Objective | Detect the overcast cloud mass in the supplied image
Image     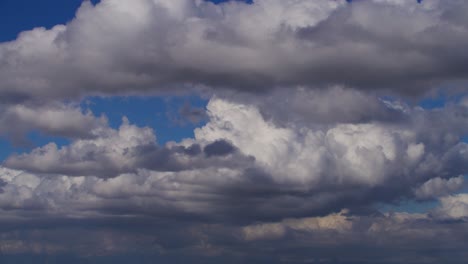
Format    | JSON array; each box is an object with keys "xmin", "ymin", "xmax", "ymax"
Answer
[{"xmin": 0, "ymin": 0, "xmax": 467, "ymax": 263}]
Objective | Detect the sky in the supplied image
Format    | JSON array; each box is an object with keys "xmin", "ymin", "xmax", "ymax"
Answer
[{"xmin": 0, "ymin": 0, "xmax": 467, "ymax": 263}]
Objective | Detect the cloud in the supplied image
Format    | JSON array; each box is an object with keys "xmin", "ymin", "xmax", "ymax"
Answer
[
  {"xmin": 0, "ymin": 102, "xmax": 108, "ymax": 143},
  {"xmin": 0, "ymin": 192, "xmax": 466, "ymax": 263},
  {"xmin": 242, "ymin": 210, "xmax": 352, "ymax": 241},
  {"xmin": 0, "ymin": 1, "xmax": 467, "ymax": 262},
  {"xmin": 4, "ymin": 116, "xmax": 253, "ymax": 178},
  {"xmin": 414, "ymin": 176, "xmax": 464, "ymax": 200},
  {"xmin": 0, "ymin": 168, "xmax": 466, "ymax": 262},
  {"xmin": 2, "ymin": 96, "xmax": 466, "ymax": 222},
  {"xmin": 248, "ymin": 86, "xmax": 406, "ymax": 126},
  {"xmin": 1, "ymin": 0, "xmax": 468, "ymax": 102},
  {"xmin": 432, "ymin": 194, "xmax": 468, "ymax": 220},
  {"xmin": 4, "ymin": 117, "xmax": 157, "ymax": 177},
  {"xmin": 196, "ymin": 96, "xmax": 468, "ymax": 187}
]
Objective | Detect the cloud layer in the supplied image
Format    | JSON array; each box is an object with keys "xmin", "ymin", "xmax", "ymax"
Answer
[
  {"xmin": 1, "ymin": 0, "xmax": 468, "ymax": 102},
  {"xmin": 2, "ymin": 95, "xmax": 467, "ymax": 222}
]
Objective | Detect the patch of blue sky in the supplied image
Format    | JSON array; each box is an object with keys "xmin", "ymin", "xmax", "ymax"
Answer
[
  {"xmin": 418, "ymin": 90, "xmax": 467, "ymax": 110},
  {"xmin": 83, "ymin": 95, "xmax": 208, "ymax": 144},
  {"xmin": 418, "ymin": 96, "xmax": 447, "ymax": 109},
  {"xmin": 462, "ymin": 136, "xmax": 468, "ymax": 143},
  {"xmin": 0, "ymin": 0, "xmax": 100, "ymax": 42},
  {"xmin": 377, "ymin": 200, "xmax": 439, "ymax": 214}
]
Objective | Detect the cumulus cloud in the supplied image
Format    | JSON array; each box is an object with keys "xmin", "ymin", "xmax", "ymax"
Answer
[{"xmin": 1, "ymin": 0, "xmax": 468, "ymax": 101}]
